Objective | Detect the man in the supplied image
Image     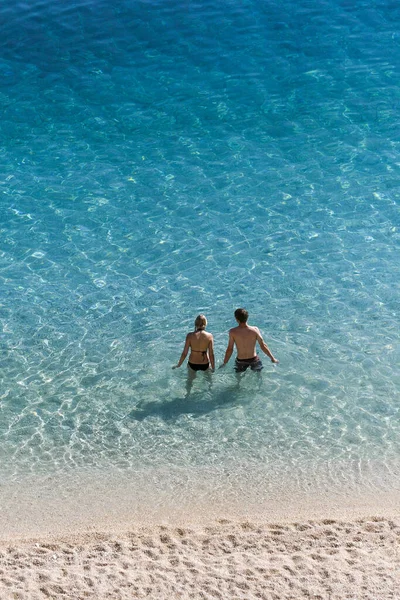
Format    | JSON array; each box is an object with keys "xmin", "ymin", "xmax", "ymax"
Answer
[{"xmin": 220, "ymin": 308, "xmax": 279, "ymax": 372}]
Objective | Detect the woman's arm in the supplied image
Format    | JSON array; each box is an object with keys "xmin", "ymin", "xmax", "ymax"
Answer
[
  {"xmin": 208, "ymin": 335, "xmax": 215, "ymax": 371},
  {"xmin": 172, "ymin": 334, "xmax": 191, "ymax": 369}
]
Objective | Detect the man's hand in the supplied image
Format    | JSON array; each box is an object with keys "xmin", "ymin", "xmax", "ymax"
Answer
[
  {"xmin": 271, "ymin": 357, "xmax": 279, "ymax": 364},
  {"xmin": 172, "ymin": 365, "xmax": 179, "ymax": 369}
]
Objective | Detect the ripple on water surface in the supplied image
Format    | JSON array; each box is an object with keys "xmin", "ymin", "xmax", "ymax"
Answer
[{"xmin": 0, "ymin": 0, "xmax": 399, "ymax": 495}]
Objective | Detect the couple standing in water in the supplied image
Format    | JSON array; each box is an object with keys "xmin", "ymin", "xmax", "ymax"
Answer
[{"xmin": 173, "ymin": 308, "xmax": 279, "ymax": 385}]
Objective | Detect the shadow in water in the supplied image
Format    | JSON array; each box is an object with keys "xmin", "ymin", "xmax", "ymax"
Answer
[{"xmin": 127, "ymin": 386, "xmax": 245, "ymax": 422}]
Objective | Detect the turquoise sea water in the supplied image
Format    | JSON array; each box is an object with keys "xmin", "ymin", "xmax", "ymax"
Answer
[{"xmin": 0, "ymin": 0, "xmax": 399, "ymax": 496}]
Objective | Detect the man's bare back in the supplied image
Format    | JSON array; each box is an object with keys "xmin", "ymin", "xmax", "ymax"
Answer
[
  {"xmin": 220, "ymin": 308, "xmax": 278, "ymax": 372},
  {"xmin": 229, "ymin": 324, "xmax": 266, "ymax": 359}
]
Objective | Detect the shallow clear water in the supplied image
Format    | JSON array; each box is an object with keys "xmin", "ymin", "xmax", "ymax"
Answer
[{"xmin": 0, "ymin": 0, "xmax": 399, "ymax": 493}]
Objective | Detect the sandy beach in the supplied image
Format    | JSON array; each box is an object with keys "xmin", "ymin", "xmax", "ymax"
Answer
[
  {"xmin": 1, "ymin": 470, "xmax": 399, "ymax": 599},
  {"xmin": 1, "ymin": 517, "xmax": 399, "ymax": 599}
]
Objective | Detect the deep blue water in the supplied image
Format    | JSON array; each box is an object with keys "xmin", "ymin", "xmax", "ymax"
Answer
[{"xmin": 0, "ymin": 0, "xmax": 399, "ymax": 492}]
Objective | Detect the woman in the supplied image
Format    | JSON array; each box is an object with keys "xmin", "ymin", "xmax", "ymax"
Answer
[{"xmin": 173, "ymin": 315, "xmax": 215, "ymax": 389}]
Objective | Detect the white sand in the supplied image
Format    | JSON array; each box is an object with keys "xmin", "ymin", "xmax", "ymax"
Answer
[
  {"xmin": 0, "ymin": 517, "xmax": 399, "ymax": 599},
  {"xmin": 1, "ymin": 469, "xmax": 399, "ymax": 598}
]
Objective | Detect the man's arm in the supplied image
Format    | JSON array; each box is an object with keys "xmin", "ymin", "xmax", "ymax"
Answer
[
  {"xmin": 220, "ymin": 331, "xmax": 235, "ymax": 368},
  {"xmin": 256, "ymin": 329, "xmax": 279, "ymax": 363},
  {"xmin": 172, "ymin": 334, "xmax": 190, "ymax": 368}
]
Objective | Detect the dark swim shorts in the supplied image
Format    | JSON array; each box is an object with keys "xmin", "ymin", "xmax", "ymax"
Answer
[{"xmin": 234, "ymin": 356, "xmax": 263, "ymax": 373}]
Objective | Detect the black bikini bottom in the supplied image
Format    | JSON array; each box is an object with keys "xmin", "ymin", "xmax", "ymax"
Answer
[{"xmin": 188, "ymin": 362, "xmax": 209, "ymax": 372}]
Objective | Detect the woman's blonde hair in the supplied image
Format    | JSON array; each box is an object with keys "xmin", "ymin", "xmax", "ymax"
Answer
[{"xmin": 194, "ymin": 314, "xmax": 207, "ymax": 330}]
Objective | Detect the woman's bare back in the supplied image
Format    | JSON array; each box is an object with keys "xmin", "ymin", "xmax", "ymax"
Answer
[{"xmin": 188, "ymin": 330, "xmax": 213, "ymax": 364}]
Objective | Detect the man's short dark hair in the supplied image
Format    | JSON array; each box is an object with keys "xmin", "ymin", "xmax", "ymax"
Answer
[{"xmin": 235, "ymin": 308, "xmax": 248, "ymax": 323}]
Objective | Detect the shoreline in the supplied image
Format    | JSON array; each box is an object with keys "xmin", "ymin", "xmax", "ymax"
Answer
[
  {"xmin": 1, "ymin": 469, "xmax": 399, "ymax": 598},
  {"xmin": 2, "ymin": 465, "xmax": 400, "ymax": 541}
]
